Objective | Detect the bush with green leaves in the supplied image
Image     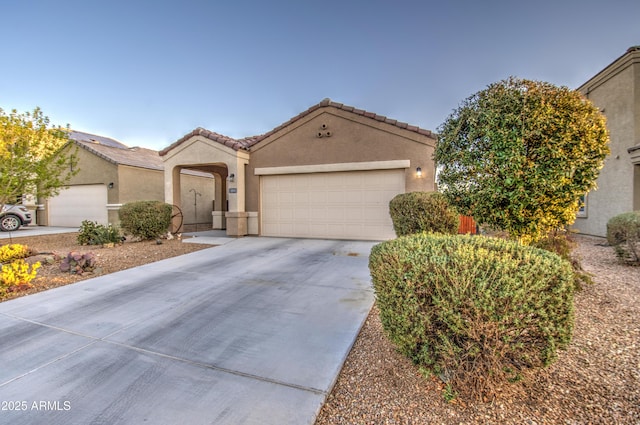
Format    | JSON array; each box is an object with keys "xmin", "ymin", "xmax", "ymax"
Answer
[
  {"xmin": 118, "ymin": 201, "xmax": 172, "ymax": 240},
  {"xmin": 77, "ymin": 220, "xmax": 122, "ymax": 246},
  {"xmin": 389, "ymin": 192, "xmax": 459, "ymax": 237},
  {"xmin": 369, "ymin": 233, "xmax": 575, "ymax": 400},
  {"xmin": 606, "ymin": 211, "xmax": 640, "ymax": 265},
  {"xmin": 435, "ymin": 77, "xmax": 609, "ymax": 244}
]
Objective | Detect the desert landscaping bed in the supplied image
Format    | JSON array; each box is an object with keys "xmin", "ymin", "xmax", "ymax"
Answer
[
  {"xmin": 315, "ymin": 235, "xmax": 639, "ymax": 425},
  {"xmin": 1, "ymin": 233, "xmax": 638, "ymax": 423},
  {"xmin": 0, "ymin": 232, "xmax": 212, "ymax": 302}
]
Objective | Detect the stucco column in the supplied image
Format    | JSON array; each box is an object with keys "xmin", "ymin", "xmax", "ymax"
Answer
[
  {"xmin": 225, "ymin": 151, "xmax": 250, "ymax": 236},
  {"xmin": 211, "ymin": 172, "xmax": 224, "ymax": 229},
  {"xmin": 165, "ymin": 166, "xmax": 182, "ymax": 232}
]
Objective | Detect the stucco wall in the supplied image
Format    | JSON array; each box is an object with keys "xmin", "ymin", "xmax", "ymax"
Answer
[
  {"xmin": 118, "ymin": 166, "xmax": 214, "ymax": 226},
  {"xmin": 245, "ymin": 109, "xmax": 436, "ymax": 212},
  {"xmin": 180, "ymin": 173, "xmax": 215, "ymax": 225},
  {"xmin": 66, "ymin": 144, "xmax": 119, "ymax": 204},
  {"xmin": 52, "ymin": 144, "xmax": 216, "ymax": 227},
  {"xmin": 117, "ymin": 166, "xmax": 164, "ymax": 203},
  {"xmin": 39, "ymin": 144, "xmax": 119, "ymax": 225},
  {"xmin": 572, "ymin": 50, "xmax": 639, "ymax": 237}
]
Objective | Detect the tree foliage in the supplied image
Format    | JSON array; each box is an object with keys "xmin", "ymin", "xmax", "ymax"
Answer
[
  {"xmin": 434, "ymin": 77, "xmax": 609, "ymax": 244},
  {"xmin": 0, "ymin": 107, "xmax": 78, "ymax": 206}
]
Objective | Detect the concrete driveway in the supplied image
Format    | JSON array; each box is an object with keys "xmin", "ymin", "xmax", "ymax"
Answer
[
  {"xmin": 0, "ymin": 226, "xmax": 78, "ymax": 239},
  {"xmin": 0, "ymin": 237, "xmax": 376, "ymax": 425}
]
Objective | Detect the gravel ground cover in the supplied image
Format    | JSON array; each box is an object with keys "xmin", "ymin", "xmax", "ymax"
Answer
[{"xmin": 315, "ymin": 235, "xmax": 640, "ymax": 425}]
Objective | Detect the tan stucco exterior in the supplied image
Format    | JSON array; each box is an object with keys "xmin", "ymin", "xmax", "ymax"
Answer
[
  {"xmin": 41, "ymin": 140, "xmax": 214, "ymax": 229},
  {"xmin": 160, "ymin": 100, "xmax": 436, "ymax": 238},
  {"xmin": 245, "ymin": 108, "xmax": 435, "ymax": 213},
  {"xmin": 572, "ymin": 47, "xmax": 640, "ymax": 237},
  {"xmin": 39, "ymin": 143, "xmax": 119, "ymax": 225},
  {"xmin": 161, "ymin": 136, "xmax": 242, "ymax": 222}
]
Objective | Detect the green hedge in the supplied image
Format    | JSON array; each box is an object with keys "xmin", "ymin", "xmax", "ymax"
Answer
[
  {"xmin": 118, "ymin": 201, "xmax": 172, "ymax": 240},
  {"xmin": 369, "ymin": 233, "xmax": 575, "ymax": 399},
  {"xmin": 389, "ymin": 192, "xmax": 459, "ymax": 237},
  {"xmin": 607, "ymin": 211, "xmax": 640, "ymax": 265}
]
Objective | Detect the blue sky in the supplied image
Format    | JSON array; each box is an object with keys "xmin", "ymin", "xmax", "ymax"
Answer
[{"xmin": 2, "ymin": 0, "xmax": 639, "ymax": 150}]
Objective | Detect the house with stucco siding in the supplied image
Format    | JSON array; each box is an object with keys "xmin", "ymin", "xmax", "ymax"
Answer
[
  {"xmin": 39, "ymin": 131, "xmax": 214, "ymax": 230},
  {"xmin": 160, "ymin": 99, "xmax": 437, "ymax": 241},
  {"xmin": 572, "ymin": 46, "xmax": 640, "ymax": 237}
]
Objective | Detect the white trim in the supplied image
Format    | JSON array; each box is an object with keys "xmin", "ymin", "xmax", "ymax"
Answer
[
  {"xmin": 254, "ymin": 160, "xmax": 411, "ymax": 176},
  {"xmin": 106, "ymin": 204, "xmax": 123, "ymax": 210}
]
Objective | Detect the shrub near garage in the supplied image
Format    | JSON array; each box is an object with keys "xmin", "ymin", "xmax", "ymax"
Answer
[
  {"xmin": 607, "ymin": 211, "xmax": 640, "ymax": 265},
  {"xmin": 77, "ymin": 220, "xmax": 122, "ymax": 246},
  {"xmin": 118, "ymin": 201, "xmax": 172, "ymax": 240},
  {"xmin": 389, "ymin": 192, "xmax": 459, "ymax": 236},
  {"xmin": 369, "ymin": 233, "xmax": 575, "ymax": 400}
]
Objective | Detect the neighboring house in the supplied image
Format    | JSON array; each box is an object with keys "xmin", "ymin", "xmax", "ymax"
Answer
[
  {"xmin": 572, "ymin": 46, "xmax": 640, "ymax": 237},
  {"xmin": 160, "ymin": 98, "xmax": 436, "ymax": 241},
  {"xmin": 39, "ymin": 131, "xmax": 214, "ymax": 229}
]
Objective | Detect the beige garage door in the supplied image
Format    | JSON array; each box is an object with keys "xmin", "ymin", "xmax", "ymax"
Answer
[
  {"xmin": 48, "ymin": 185, "xmax": 108, "ymax": 227},
  {"xmin": 261, "ymin": 169, "xmax": 404, "ymax": 240}
]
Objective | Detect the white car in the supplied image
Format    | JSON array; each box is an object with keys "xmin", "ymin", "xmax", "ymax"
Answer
[{"xmin": 0, "ymin": 204, "xmax": 32, "ymax": 231}]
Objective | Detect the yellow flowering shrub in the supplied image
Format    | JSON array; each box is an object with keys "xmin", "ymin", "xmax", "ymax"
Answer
[
  {"xmin": 0, "ymin": 260, "xmax": 41, "ymax": 295},
  {"xmin": 0, "ymin": 244, "xmax": 30, "ymax": 262}
]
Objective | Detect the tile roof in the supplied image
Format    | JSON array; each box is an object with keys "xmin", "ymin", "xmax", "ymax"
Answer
[
  {"xmin": 159, "ymin": 98, "xmax": 435, "ymax": 156},
  {"xmin": 159, "ymin": 128, "xmax": 255, "ymax": 155},
  {"xmin": 67, "ymin": 131, "xmax": 213, "ymax": 177},
  {"xmin": 68, "ymin": 130, "xmax": 129, "ymax": 149},
  {"xmin": 73, "ymin": 139, "xmax": 164, "ymax": 171}
]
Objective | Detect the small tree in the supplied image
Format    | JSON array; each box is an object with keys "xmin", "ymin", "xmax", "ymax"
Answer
[
  {"xmin": 0, "ymin": 107, "xmax": 78, "ymax": 206},
  {"xmin": 435, "ymin": 77, "xmax": 610, "ymax": 244}
]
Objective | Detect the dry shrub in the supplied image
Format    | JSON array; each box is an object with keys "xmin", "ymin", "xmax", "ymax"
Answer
[{"xmin": 369, "ymin": 233, "xmax": 575, "ymax": 400}]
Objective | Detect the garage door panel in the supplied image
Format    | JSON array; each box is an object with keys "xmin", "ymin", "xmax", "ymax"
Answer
[
  {"xmin": 261, "ymin": 169, "xmax": 404, "ymax": 240},
  {"xmin": 309, "ymin": 193, "xmax": 327, "ymax": 206},
  {"xmin": 48, "ymin": 185, "xmax": 108, "ymax": 227},
  {"xmin": 294, "ymin": 192, "xmax": 310, "ymax": 203}
]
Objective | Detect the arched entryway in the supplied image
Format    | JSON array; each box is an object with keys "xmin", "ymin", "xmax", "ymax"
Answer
[
  {"xmin": 171, "ymin": 163, "xmax": 228, "ymax": 232},
  {"xmin": 160, "ymin": 130, "xmax": 250, "ymax": 237}
]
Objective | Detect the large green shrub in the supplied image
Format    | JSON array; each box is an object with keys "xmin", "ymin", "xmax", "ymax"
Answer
[
  {"xmin": 435, "ymin": 77, "xmax": 609, "ymax": 244},
  {"xmin": 369, "ymin": 233, "xmax": 575, "ymax": 399},
  {"xmin": 389, "ymin": 192, "xmax": 459, "ymax": 237},
  {"xmin": 118, "ymin": 201, "xmax": 172, "ymax": 240},
  {"xmin": 607, "ymin": 211, "xmax": 640, "ymax": 265}
]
